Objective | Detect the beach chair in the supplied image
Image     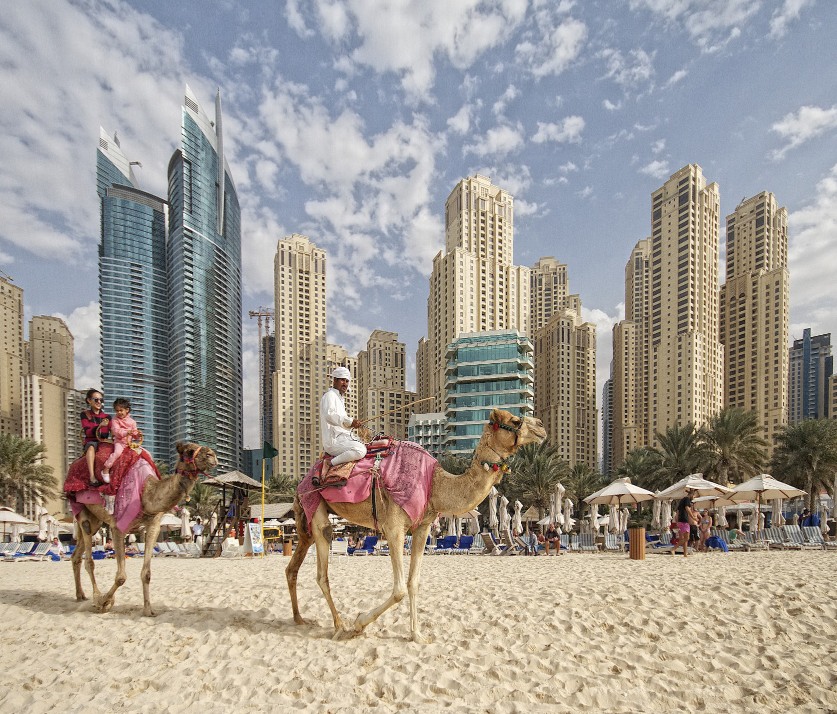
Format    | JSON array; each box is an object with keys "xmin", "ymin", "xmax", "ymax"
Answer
[
  {"xmin": 470, "ymin": 533, "xmax": 485, "ymax": 554},
  {"xmin": 602, "ymin": 533, "xmax": 621, "ymax": 552},
  {"xmin": 453, "ymin": 535, "xmax": 474, "ymax": 554},
  {"xmin": 762, "ymin": 526, "xmax": 796, "ymax": 550},
  {"xmin": 559, "ymin": 534, "xmax": 570, "ymax": 552},
  {"xmin": 0, "ymin": 543, "xmax": 15, "ymax": 557},
  {"xmin": 480, "ymin": 531, "xmax": 501, "ymax": 555},
  {"xmin": 22, "ymin": 542, "xmax": 52, "ymax": 561},
  {"xmin": 499, "ymin": 529, "xmax": 521, "ymax": 555},
  {"xmin": 783, "ymin": 525, "xmax": 821, "ymax": 550},
  {"xmin": 220, "ymin": 538, "xmax": 241, "ymax": 557},
  {"xmin": 432, "ymin": 535, "xmax": 457, "ymax": 554},
  {"xmin": 577, "ymin": 533, "xmax": 599, "ymax": 552},
  {"xmin": 329, "ymin": 538, "xmax": 349, "ymax": 562},
  {"xmin": 741, "ymin": 532, "xmax": 769, "ymax": 550},
  {"xmin": 352, "ymin": 535, "xmax": 378, "ymax": 556},
  {"xmin": 802, "ymin": 527, "xmax": 837, "ymax": 550},
  {"xmin": 184, "ymin": 542, "xmax": 202, "ymax": 557},
  {"xmin": 10, "ymin": 542, "xmax": 36, "ymax": 559}
]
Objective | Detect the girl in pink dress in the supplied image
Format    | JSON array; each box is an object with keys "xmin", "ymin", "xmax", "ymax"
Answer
[{"xmin": 101, "ymin": 397, "xmax": 140, "ymax": 483}]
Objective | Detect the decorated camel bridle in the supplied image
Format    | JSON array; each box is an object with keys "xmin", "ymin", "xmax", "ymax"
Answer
[
  {"xmin": 175, "ymin": 446, "xmax": 207, "ymax": 492},
  {"xmin": 481, "ymin": 417, "xmax": 522, "ymax": 473}
]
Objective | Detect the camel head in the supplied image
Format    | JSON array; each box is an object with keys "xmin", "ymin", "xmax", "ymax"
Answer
[
  {"xmin": 478, "ymin": 409, "xmax": 546, "ymax": 483},
  {"xmin": 174, "ymin": 442, "xmax": 218, "ymax": 481}
]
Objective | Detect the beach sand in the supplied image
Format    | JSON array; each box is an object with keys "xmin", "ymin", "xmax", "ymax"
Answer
[{"xmin": 0, "ymin": 550, "xmax": 835, "ymax": 713}]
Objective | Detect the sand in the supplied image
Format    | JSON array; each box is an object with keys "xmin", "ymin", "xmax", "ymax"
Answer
[{"xmin": 0, "ymin": 549, "xmax": 835, "ymax": 713}]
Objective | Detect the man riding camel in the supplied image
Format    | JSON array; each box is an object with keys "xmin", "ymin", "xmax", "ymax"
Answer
[{"xmin": 320, "ymin": 366, "xmax": 367, "ymax": 466}]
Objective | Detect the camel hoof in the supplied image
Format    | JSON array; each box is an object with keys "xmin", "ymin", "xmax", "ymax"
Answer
[
  {"xmin": 332, "ymin": 626, "xmax": 358, "ymax": 641},
  {"xmin": 411, "ymin": 632, "xmax": 432, "ymax": 645},
  {"xmin": 293, "ymin": 615, "xmax": 309, "ymax": 626},
  {"xmin": 143, "ymin": 608, "xmax": 157, "ymax": 617},
  {"xmin": 76, "ymin": 594, "xmax": 88, "ymax": 602}
]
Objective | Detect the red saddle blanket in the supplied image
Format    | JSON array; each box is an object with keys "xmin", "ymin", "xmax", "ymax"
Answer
[{"xmin": 299, "ymin": 441, "xmax": 437, "ymax": 533}]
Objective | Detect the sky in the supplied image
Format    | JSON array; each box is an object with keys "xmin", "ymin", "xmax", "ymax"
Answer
[{"xmin": 2, "ymin": 0, "xmax": 836, "ymax": 451}]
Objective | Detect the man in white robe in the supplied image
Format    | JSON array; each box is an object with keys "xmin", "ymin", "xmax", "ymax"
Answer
[{"xmin": 320, "ymin": 367, "xmax": 367, "ymax": 466}]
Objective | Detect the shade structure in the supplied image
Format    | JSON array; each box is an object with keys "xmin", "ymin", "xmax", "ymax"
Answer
[
  {"xmin": 159, "ymin": 513, "xmax": 181, "ymax": 527},
  {"xmin": 585, "ymin": 478, "xmax": 655, "ymax": 507},
  {"xmin": 0, "ymin": 507, "xmax": 35, "ymax": 538},
  {"xmin": 657, "ymin": 474, "xmax": 732, "ymax": 500},
  {"xmin": 729, "ymin": 474, "xmax": 805, "ymax": 503}
]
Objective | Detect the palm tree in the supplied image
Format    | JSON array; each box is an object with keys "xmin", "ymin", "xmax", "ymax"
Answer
[
  {"xmin": 653, "ymin": 423, "xmax": 711, "ymax": 491},
  {"xmin": 615, "ymin": 447, "xmax": 662, "ymax": 491},
  {"xmin": 185, "ymin": 481, "xmax": 220, "ymax": 523},
  {"xmin": 438, "ymin": 452, "xmax": 471, "ymax": 476},
  {"xmin": 264, "ymin": 471, "xmax": 301, "ymax": 502},
  {"xmin": 506, "ymin": 441, "xmax": 569, "ymax": 517},
  {"xmin": 771, "ymin": 419, "xmax": 837, "ymax": 511},
  {"xmin": 0, "ymin": 433, "xmax": 56, "ymax": 511},
  {"xmin": 703, "ymin": 407, "xmax": 767, "ymax": 485},
  {"xmin": 563, "ymin": 462, "xmax": 606, "ymax": 506}
]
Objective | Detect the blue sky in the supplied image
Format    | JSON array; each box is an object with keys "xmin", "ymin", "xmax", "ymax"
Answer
[{"xmin": 2, "ymin": 0, "xmax": 836, "ymax": 449}]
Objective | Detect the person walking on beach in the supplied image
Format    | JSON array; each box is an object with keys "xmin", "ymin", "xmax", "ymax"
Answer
[
  {"xmin": 698, "ymin": 509, "xmax": 712, "ymax": 552},
  {"xmin": 320, "ymin": 366, "xmax": 366, "ymax": 466},
  {"xmin": 100, "ymin": 397, "xmax": 140, "ymax": 483},
  {"xmin": 676, "ymin": 489, "xmax": 698, "ymax": 557},
  {"xmin": 80, "ymin": 388, "xmax": 111, "ymax": 487}
]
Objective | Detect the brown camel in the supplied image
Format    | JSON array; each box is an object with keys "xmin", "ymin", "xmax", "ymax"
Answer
[
  {"xmin": 72, "ymin": 442, "xmax": 217, "ymax": 616},
  {"xmin": 286, "ymin": 408, "xmax": 546, "ymax": 643}
]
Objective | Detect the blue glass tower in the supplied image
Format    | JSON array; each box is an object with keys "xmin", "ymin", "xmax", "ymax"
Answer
[
  {"xmin": 97, "ymin": 129, "xmax": 169, "ymax": 461},
  {"xmin": 444, "ymin": 330, "xmax": 534, "ymax": 456},
  {"xmin": 167, "ymin": 86, "xmax": 242, "ymax": 470}
]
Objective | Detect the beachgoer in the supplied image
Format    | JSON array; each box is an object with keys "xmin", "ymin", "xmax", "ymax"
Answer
[
  {"xmin": 545, "ymin": 524, "xmax": 560, "ymax": 555},
  {"xmin": 676, "ymin": 489, "xmax": 699, "ymax": 557},
  {"xmin": 698, "ymin": 509, "xmax": 712, "ymax": 551},
  {"xmin": 48, "ymin": 537, "xmax": 65, "ymax": 558},
  {"xmin": 100, "ymin": 397, "xmax": 140, "ymax": 483},
  {"xmin": 320, "ymin": 366, "xmax": 366, "ymax": 467},
  {"xmin": 80, "ymin": 388, "xmax": 111, "ymax": 486},
  {"xmin": 192, "ymin": 517, "xmax": 204, "ymax": 550}
]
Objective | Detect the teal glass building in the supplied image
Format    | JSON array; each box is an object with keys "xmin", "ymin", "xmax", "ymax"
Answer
[
  {"xmin": 97, "ymin": 129, "xmax": 169, "ymax": 460},
  {"xmin": 443, "ymin": 331, "xmax": 534, "ymax": 456},
  {"xmin": 167, "ymin": 86, "xmax": 242, "ymax": 471}
]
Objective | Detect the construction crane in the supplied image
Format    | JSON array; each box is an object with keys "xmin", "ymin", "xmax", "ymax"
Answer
[{"xmin": 248, "ymin": 307, "xmax": 274, "ymax": 445}]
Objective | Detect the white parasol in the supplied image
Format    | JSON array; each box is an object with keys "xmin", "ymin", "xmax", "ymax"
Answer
[
  {"xmin": 621, "ymin": 507, "xmax": 630, "ymax": 533},
  {"xmin": 658, "ymin": 474, "xmax": 732, "ymax": 500},
  {"xmin": 37, "ymin": 506, "xmax": 49, "ymax": 541},
  {"xmin": 0, "ymin": 507, "xmax": 36, "ymax": 539},
  {"xmin": 159, "ymin": 512, "xmax": 181, "ymax": 527},
  {"xmin": 499, "ymin": 495, "xmax": 510, "ymax": 533},
  {"xmin": 771, "ymin": 498, "xmax": 784, "ymax": 527},
  {"xmin": 488, "ymin": 487, "xmax": 499, "ymax": 534},
  {"xmin": 586, "ymin": 477, "xmax": 656, "ymax": 507},
  {"xmin": 553, "ymin": 483, "xmax": 566, "ymax": 528},
  {"xmin": 730, "ymin": 474, "xmax": 805, "ymax": 532},
  {"xmin": 608, "ymin": 506, "xmax": 619, "ymax": 532},
  {"xmin": 181, "ymin": 507, "xmax": 191, "ymax": 539},
  {"xmin": 209, "ymin": 511, "xmax": 218, "ymax": 536},
  {"xmin": 563, "ymin": 498, "xmax": 575, "ymax": 532},
  {"xmin": 512, "ymin": 501, "xmax": 523, "ymax": 534},
  {"xmin": 717, "ymin": 505, "xmax": 728, "ymax": 528},
  {"xmin": 660, "ymin": 500, "xmax": 672, "ymax": 529},
  {"xmin": 588, "ymin": 503, "xmax": 599, "ymax": 535},
  {"xmin": 652, "ymin": 495, "xmax": 662, "ymax": 529}
]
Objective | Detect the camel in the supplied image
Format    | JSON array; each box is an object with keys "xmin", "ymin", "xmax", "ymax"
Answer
[
  {"xmin": 72, "ymin": 442, "xmax": 217, "ymax": 616},
  {"xmin": 286, "ymin": 408, "xmax": 546, "ymax": 643}
]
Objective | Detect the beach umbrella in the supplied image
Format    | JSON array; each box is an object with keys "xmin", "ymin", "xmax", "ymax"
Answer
[
  {"xmin": 832, "ymin": 474, "xmax": 837, "ymax": 521},
  {"xmin": 36, "ymin": 506, "xmax": 49, "ymax": 541},
  {"xmin": 588, "ymin": 504, "xmax": 600, "ymax": 535},
  {"xmin": 552, "ymin": 483, "xmax": 566, "ymax": 528},
  {"xmin": 717, "ymin": 505, "xmax": 728, "ymax": 528},
  {"xmin": 771, "ymin": 498, "xmax": 784, "ymax": 527},
  {"xmin": 499, "ymin": 495, "xmax": 510, "ymax": 533},
  {"xmin": 661, "ymin": 500, "xmax": 672, "ymax": 529},
  {"xmin": 658, "ymin": 474, "xmax": 732, "ymax": 500},
  {"xmin": 0, "ymin": 507, "xmax": 35, "ymax": 539},
  {"xmin": 608, "ymin": 506, "xmax": 619, "ymax": 532},
  {"xmin": 652, "ymin": 495, "xmax": 662, "ymax": 529},
  {"xmin": 730, "ymin": 474, "xmax": 805, "ymax": 531},
  {"xmin": 621, "ymin": 507, "xmax": 630, "ymax": 533},
  {"xmin": 563, "ymin": 498, "xmax": 574, "ymax": 532},
  {"xmin": 488, "ymin": 487, "xmax": 499, "ymax": 535},
  {"xmin": 159, "ymin": 513, "xmax": 181, "ymax": 528},
  {"xmin": 586, "ymin": 477, "xmax": 656, "ymax": 507},
  {"xmin": 512, "ymin": 500, "xmax": 523, "ymax": 534},
  {"xmin": 181, "ymin": 507, "xmax": 191, "ymax": 539}
]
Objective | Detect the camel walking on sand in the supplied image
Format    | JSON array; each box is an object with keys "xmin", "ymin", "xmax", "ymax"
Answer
[
  {"xmin": 287, "ymin": 409, "xmax": 546, "ymax": 643},
  {"xmin": 72, "ymin": 442, "xmax": 217, "ymax": 616}
]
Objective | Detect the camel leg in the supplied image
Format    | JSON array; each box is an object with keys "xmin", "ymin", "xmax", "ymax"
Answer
[
  {"xmin": 344, "ymin": 524, "xmax": 407, "ymax": 639},
  {"xmin": 141, "ymin": 519, "xmax": 162, "ymax": 616},
  {"xmin": 286, "ymin": 513, "xmax": 314, "ymax": 625},
  {"xmin": 306, "ymin": 508, "xmax": 347, "ymax": 635},
  {"xmin": 80, "ymin": 515, "xmax": 103, "ymax": 603},
  {"xmin": 96, "ymin": 529, "xmax": 127, "ymax": 613},
  {"xmin": 406, "ymin": 522, "xmax": 432, "ymax": 644},
  {"xmin": 72, "ymin": 516, "xmax": 88, "ymax": 601}
]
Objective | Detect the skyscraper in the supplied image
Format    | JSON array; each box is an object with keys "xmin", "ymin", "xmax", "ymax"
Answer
[
  {"xmin": 357, "ymin": 330, "xmax": 414, "ymax": 439},
  {"xmin": 0, "ymin": 274, "xmax": 24, "ymax": 436},
  {"xmin": 167, "ymin": 86, "xmax": 242, "ymax": 471},
  {"xmin": 530, "ymin": 257, "xmax": 597, "ymax": 468},
  {"xmin": 27, "ymin": 316, "xmax": 74, "ymax": 389},
  {"xmin": 97, "ymin": 128, "xmax": 169, "ymax": 461},
  {"xmin": 418, "ymin": 175, "xmax": 529, "ymax": 411},
  {"xmin": 601, "ymin": 379, "xmax": 613, "ymax": 477},
  {"xmin": 610, "ymin": 239, "xmax": 652, "ymax": 468},
  {"xmin": 274, "ymin": 234, "xmax": 327, "ymax": 479},
  {"xmin": 719, "ymin": 192, "xmax": 789, "ymax": 449},
  {"xmin": 788, "ymin": 329, "xmax": 832, "ymax": 423},
  {"xmin": 649, "ymin": 165, "xmax": 724, "ymax": 439}
]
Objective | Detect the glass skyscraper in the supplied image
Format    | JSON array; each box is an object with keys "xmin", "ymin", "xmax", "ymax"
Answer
[
  {"xmin": 168, "ymin": 86, "xmax": 242, "ymax": 471},
  {"xmin": 443, "ymin": 330, "xmax": 534, "ymax": 456},
  {"xmin": 97, "ymin": 128, "xmax": 169, "ymax": 460},
  {"xmin": 97, "ymin": 86, "xmax": 242, "ymax": 471}
]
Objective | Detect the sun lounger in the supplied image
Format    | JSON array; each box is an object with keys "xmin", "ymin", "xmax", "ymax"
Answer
[
  {"xmin": 350, "ymin": 535, "xmax": 378, "ymax": 556},
  {"xmin": 802, "ymin": 527, "xmax": 837, "ymax": 550},
  {"xmin": 453, "ymin": 535, "xmax": 474, "ymax": 554},
  {"xmin": 499, "ymin": 529, "xmax": 521, "ymax": 555},
  {"xmin": 783, "ymin": 525, "xmax": 822, "ymax": 550},
  {"xmin": 762, "ymin": 526, "xmax": 797, "ymax": 550},
  {"xmin": 22, "ymin": 542, "xmax": 52, "ymax": 561},
  {"xmin": 329, "ymin": 538, "xmax": 349, "ymax": 561},
  {"xmin": 577, "ymin": 533, "xmax": 599, "ymax": 552},
  {"xmin": 6, "ymin": 542, "xmax": 36, "ymax": 560},
  {"xmin": 470, "ymin": 533, "xmax": 485, "ymax": 554},
  {"xmin": 480, "ymin": 531, "xmax": 502, "ymax": 555},
  {"xmin": 431, "ymin": 535, "xmax": 457, "ymax": 554},
  {"xmin": 602, "ymin": 533, "xmax": 622, "ymax": 552}
]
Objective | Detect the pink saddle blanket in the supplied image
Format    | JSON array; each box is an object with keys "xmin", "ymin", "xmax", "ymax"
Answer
[{"xmin": 299, "ymin": 441, "xmax": 437, "ymax": 533}]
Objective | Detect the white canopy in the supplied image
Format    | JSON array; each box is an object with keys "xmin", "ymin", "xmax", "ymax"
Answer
[
  {"xmin": 585, "ymin": 478, "xmax": 655, "ymax": 506},
  {"xmin": 730, "ymin": 474, "xmax": 805, "ymax": 502},
  {"xmin": 658, "ymin": 474, "xmax": 732, "ymax": 500}
]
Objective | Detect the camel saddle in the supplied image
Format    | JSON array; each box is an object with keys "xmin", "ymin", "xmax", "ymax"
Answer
[{"xmin": 312, "ymin": 437, "xmax": 395, "ymax": 488}]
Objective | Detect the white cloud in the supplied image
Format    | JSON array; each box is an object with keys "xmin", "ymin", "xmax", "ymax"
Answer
[
  {"xmin": 463, "ymin": 124, "xmax": 525, "ymax": 157},
  {"xmin": 769, "ymin": 0, "xmax": 815, "ymax": 39},
  {"xmin": 599, "ymin": 47, "xmax": 655, "ymax": 88},
  {"xmin": 603, "ymin": 99, "xmax": 622, "ymax": 111},
  {"xmin": 664, "ymin": 68, "xmax": 688, "ymax": 86},
  {"xmin": 788, "ymin": 164, "xmax": 837, "ymax": 334},
  {"xmin": 492, "ymin": 84, "xmax": 520, "ymax": 116},
  {"xmin": 559, "ymin": 161, "xmax": 578, "ymax": 173},
  {"xmin": 531, "ymin": 116, "xmax": 585, "ymax": 143},
  {"xmin": 771, "ymin": 104, "xmax": 837, "ymax": 160},
  {"xmin": 581, "ymin": 303, "xmax": 625, "ymax": 417},
  {"xmin": 651, "ymin": 138, "xmax": 666, "ymax": 154},
  {"xmin": 514, "ymin": 199, "xmax": 541, "ymax": 216},
  {"xmin": 447, "ymin": 105, "xmax": 472, "ymax": 135},
  {"xmin": 639, "ymin": 159, "xmax": 670, "ymax": 179},
  {"xmin": 516, "ymin": 11, "xmax": 587, "ymax": 78},
  {"xmin": 53, "ymin": 301, "xmax": 101, "ymax": 391},
  {"xmin": 576, "ymin": 186, "xmax": 593, "ymax": 199}
]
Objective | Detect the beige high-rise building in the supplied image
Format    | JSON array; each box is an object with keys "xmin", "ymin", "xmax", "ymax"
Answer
[
  {"xmin": 325, "ymin": 343, "xmax": 358, "ymax": 421},
  {"xmin": 28, "ymin": 316, "xmax": 74, "ymax": 389},
  {"xmin": 417, "ymin": 175, "xmax": 529, "ymax": 411},
  {"xmin": 719, "ymin": 192, "xmax": 789, "ymax": 451},
  {"xmin": 533, "ymin": 309, "xmax": 597, "ymax": 468},
  {"xmin": 1, "ymin": 275, "xmax": 24, "ymax": 436},
  {"xmin": 611, "ymin": 239, "xmax": 652, "ymax": 468},
  {"xmin": 530, "ymin": 257, "xmax": 597, "ymax": 468},
  {"xmin": 357, "ymin": 330, "xmax": 414, "ymax": 439},
  {"xmin": 650, "ymin": 164, "xmax": 724, "ymax": 440},
  {"xmin": 273, "ymin": 234, "xmax": 327, "ymax": 480}
]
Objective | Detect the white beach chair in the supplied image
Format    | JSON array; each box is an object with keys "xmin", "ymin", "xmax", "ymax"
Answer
[
  {"xmin": 329, "ymin": 538, "xmax": 349, "ymax": 562},
  {"xmin": 577, "ymin": 533, "xmax": 599, "ymax": 552},
  {"xmin": 763, "ymin": 526, "xmax": 798, "ymax": 550},
  {"xmin": 802, "ymin": 527, "xmax": 837, "ymax": 550},
  {"xmin": 22, "ymin": 542, "xmax": 52, "ymax": 561},
  {"xmin": 783, "ymin": 525, "xmax": 821, "ymax": 550},
  {"xmin": 602, "ymin": 533, "xmax": 621, "ymax": 552}
]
